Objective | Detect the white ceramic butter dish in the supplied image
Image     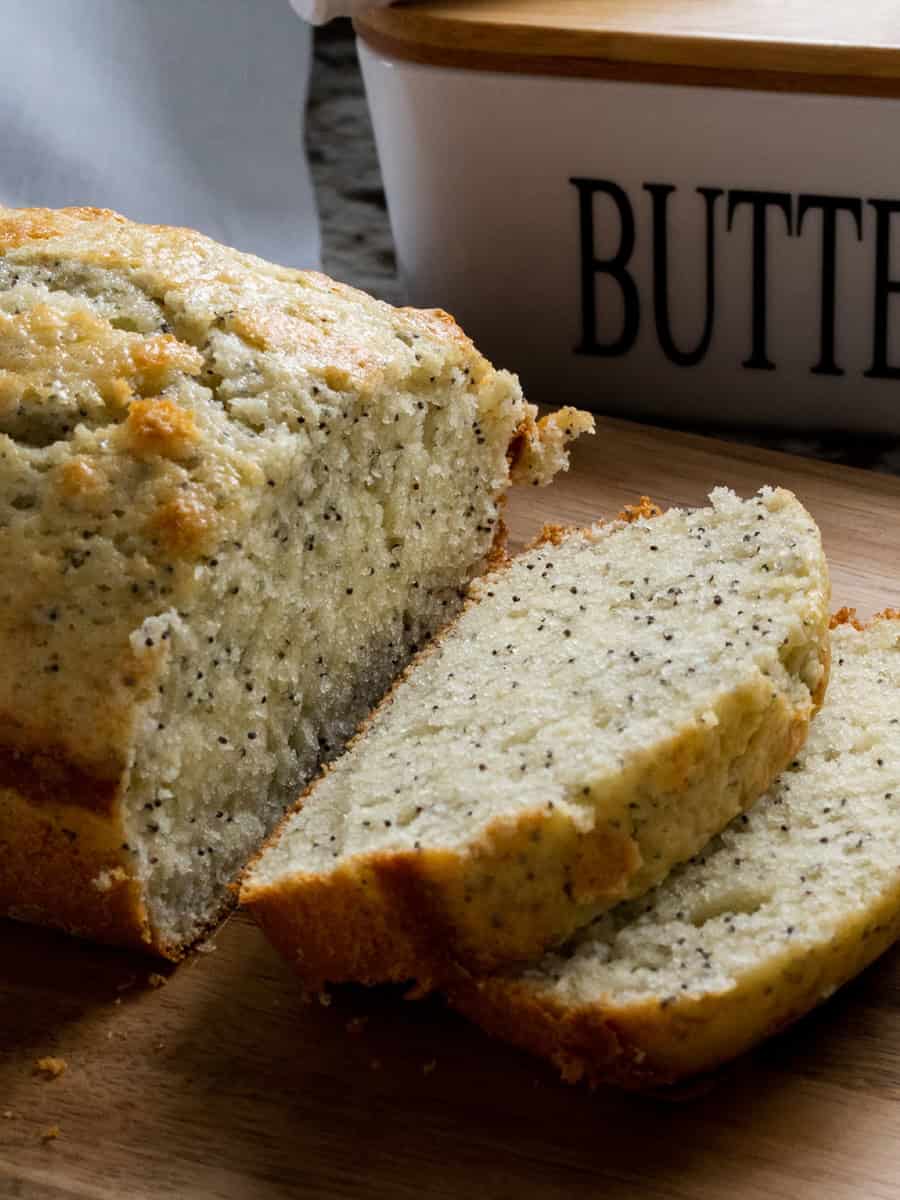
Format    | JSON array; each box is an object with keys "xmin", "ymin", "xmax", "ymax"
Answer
[{"xmin": 356, "ymin": 2, "xmax": 900, "ymax": 432}]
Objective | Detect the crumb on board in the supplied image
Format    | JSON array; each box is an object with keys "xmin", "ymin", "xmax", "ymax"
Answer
[
  {"xmin": 346, "ymin": 1017, "xmax": 368, "ymax": 1035},
  {"xmin": 33, "ymin": 1057, "xmax": 67, "ymax": 1080},
  {"xmin": 318, "ymin": 991, "xmax": 332, "ymax": 1008},
  {"xmin": 147, "ymin": 972, "xmax": 167, "ymax": 989},
  {"xmin": 3, "ymin": 1111, "xmax": 13, "ymax": 1120},
  {"xmin": 41, "ymin": 1126, "xmax": 61, "ymax": 1142},
  {"xmin": 423, "ymin": 1060, "xmax": 437, "ymax": 1076}
]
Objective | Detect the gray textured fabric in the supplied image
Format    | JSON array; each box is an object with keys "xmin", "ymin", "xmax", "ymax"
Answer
[{"xmin": 0, "ymin": 0, "xmax": 319, "ymax": 267}]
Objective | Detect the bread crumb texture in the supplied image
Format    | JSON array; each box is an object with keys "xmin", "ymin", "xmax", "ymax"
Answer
[
  {"xmin": 451, "ymin": 616, "xmax": 900, "ymax": 1087},
  {"xmin": 33, "ymin": 1057, "xmax": 67, "ymax": 1079},
  {"xmin": 245, "ymin": 487, "xmax": 830, "ymax": 984},
  {"xmin": 0, "ymin": 205, "xmax": 589, "ymax": 955}
]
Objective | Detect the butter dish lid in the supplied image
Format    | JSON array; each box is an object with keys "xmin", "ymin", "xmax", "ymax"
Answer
[{"xmin": 355, "ymin": 1, "xmax": 900, "ymax": 94}]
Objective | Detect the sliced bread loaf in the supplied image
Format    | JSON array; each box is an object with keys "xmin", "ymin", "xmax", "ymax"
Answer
[
  {"xmin": 0, "ymin": 205, "xmax": 589, "ymax": 957},
  {"xmin": 242, "ymin": 487, "xmax": 830, "ymax": 986},
  {"xmin": 450, "ymin": 612, "xmax": 900, "ymax": 1088}
]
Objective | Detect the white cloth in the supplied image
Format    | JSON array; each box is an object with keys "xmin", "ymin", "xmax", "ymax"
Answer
[
  {"xmin": 1, "ymin": 0, "xmax": 320, "ymax": 268},
  {"xmin": 290, "ymin": 1, "xmax": 393, "ymax": 23}
]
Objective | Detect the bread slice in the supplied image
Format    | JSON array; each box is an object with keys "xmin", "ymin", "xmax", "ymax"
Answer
[
  {"xmin": 242, "ymin": 486, "xmax": 830, "ymax": 986},
  {"xmin": 450, "ymin": 612, "xmax": 900, "ymax": 1088},
  {"xmin": 0, "ymin": 204, "xmax": 589, "ymax": 957}
]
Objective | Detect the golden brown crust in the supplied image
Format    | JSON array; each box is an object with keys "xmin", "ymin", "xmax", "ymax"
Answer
[
  {"xmin": 0, "ymin": 204, "xmax": 489, "ymax": 400},
  {"xmin": 248, "ymin": 855, "xmax": 449, "ymax": 993},
  {"xmin": 830, "ymin": 606, "xmax": 900, "ymax": 630},
  {"xmin": 0, "ymin": 742, "xmax": 120, "ymax": 815},
  {"xmin": 246, "ymin": 817, "xmax": 644, "ymax": 991},
  {"xmin": 0, "ymin": 206, "xmax": 123, "ymax": 250},
  {"xmin": 54, "ymin": 457, "xmax": 109, "ymax": 505},
  {"xmin": 450, "ymin": 875, "xmax": 900, "ymax": 1090},
  {"xmin": 811, "ymin": 635, "xmax": 831, "ymax": 713},
  {"xmin": 448, "ymin": 976, "xmax": 663, "ymax": 1089},
  {"xmin": 508, "ymin": 407, "xmax": 595, "ymax": 486},
  {"xmin": 0, "ymin": 776, "xmax": 153, "ymax": 954},
  {"xmin": 484, "ymin": 506, "xmax": 510, "ymax": 573},
  {"xmin": 617, "ymin": 496, "xmax": 664, "ymax": 523},
  {"xmin": 0, "ymin": 763, "xmax": 243, "ymax": 960},
  {"xmin": 526, "ymin": 522, "xmax": 572, "ymax": 549},
  {"xmin": 122, "ymin": 396, "xmax": 201, "ymax": 460},
  {"xmin": 0, "ymin": 303, "xmax": 202, "ymax": 411},
  {"xmin": 0, "ymin": 732, "xmax": 177, "ymax": 956},
  {"xmin": 146, "ymin": 488, "xmax": 218, "ymax": 558},
  {"xmin": 830, "ymin": 606, "xmax": 865, "ymax": 630},
  {"xmin": 524, "ymin": 497, "xmax": 664, "ymax": 554}
]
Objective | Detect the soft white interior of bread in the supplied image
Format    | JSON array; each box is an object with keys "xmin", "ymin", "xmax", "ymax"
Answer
[
  {"xmin": 511, "ymin": 618, "xmax": 900, "ymax": 1005},
  {"xmin": 0, "ymin": 256, "xmax": 534, "ymax": 947},
  {"xmin": 121, "ymin": 385, "xmax": 510, "ymax": 947},
  {"xmin": 251, "ymin": 487, "xmax": 828, "ymax": 886}
]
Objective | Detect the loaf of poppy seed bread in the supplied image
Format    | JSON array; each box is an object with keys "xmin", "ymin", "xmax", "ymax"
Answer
[
  {"xmin": 242, "ymin": 487, "xmax": 830, "ymax": 987},
  {"xmin": 450, "ymin": 611, "xmax": 900, "ymax": 1089},
  {"xmin": 0, "ymin": 204, "xmax": 591, "ymax": 957}
]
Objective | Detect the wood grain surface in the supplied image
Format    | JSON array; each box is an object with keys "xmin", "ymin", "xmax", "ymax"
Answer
[
  {"xmin": 2, "ymin": 418, "xmax": 899, "ymax": 1200},
  {"xmin": 356, "ymin": 0, "xmax": 900, "ymax": 95}
]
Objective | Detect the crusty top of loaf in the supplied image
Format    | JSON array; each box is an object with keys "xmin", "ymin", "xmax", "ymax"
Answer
[{"xmin": 0, "ymin": 205, "xmax": 544, "ymax": 781}]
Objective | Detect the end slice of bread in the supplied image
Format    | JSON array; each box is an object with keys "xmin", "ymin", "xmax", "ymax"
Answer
[
  {"xmin": 450, "ymin": 613, "xmax": 900, "ymax": 1088},
  {"xmin": 242, "ymin": 487, "xmax": 830, "ymax": 986},
  {"xmin": 0, "ymin": 205, "xmax": 591, "ymax": 957}
]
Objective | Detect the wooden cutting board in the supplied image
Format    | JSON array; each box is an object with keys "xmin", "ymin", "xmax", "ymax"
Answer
[{"xmin": 2, "ymin": 418, "xmax": 899, "ymax": 1200}]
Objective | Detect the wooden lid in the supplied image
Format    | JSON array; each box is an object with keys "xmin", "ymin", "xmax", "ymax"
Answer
[{"xmin": 356, "ymin": 1, "xmax": 900, "ymax": 96}]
